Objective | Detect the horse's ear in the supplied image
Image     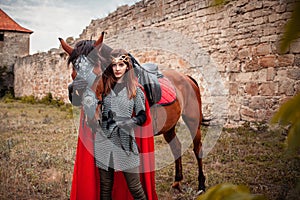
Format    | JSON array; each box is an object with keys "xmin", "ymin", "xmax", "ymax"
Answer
[
  {"xmin": 59, "ymin": 38, "xmax": 73, "ymax": 55},
  {"xmin": 94, "ymin": 32, "xmax": 105, "ymax": 48}
]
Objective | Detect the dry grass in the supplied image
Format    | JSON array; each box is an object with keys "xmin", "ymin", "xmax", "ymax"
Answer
[
  {"xmin": 155, "ymin": 125, "xmax": 300, "ymax": 200},
  {"xmin": 0, "ymin": 101, "xmax": 77, "ymax": 199},
  {"xmin": 0, "ymin": 101, "xmax": 299, "ymax": 200}
]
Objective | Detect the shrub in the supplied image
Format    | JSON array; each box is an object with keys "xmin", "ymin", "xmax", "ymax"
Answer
[
  {"xmin": 20, "ymin": 95, "xmax": 37, "ymax": 104},
  {"xmin": 40, "ymin": 93, "xmax": 53, "ymax": 105}
]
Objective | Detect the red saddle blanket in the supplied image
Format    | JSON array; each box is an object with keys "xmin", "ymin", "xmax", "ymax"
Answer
[{"xmin": 157, "ymin": 77, "xmax": 176, "ymax": 105}]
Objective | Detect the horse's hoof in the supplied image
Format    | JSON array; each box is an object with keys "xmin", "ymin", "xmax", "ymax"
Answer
[
  {"xmin": 172, "ymin": 181, "xmax": 183, "ymax": 192},
  {"xmin": 196, "ymin": 189, "xmax": 204, "ymax": 196}
]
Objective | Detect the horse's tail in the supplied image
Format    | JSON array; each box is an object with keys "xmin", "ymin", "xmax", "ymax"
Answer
[{"xmin": 186, "ymin": 75, "xmax": 211, "ymax": 126}]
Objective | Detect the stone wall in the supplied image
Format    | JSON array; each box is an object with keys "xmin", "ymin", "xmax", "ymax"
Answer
[
  {"xmin": 14, "ymin": 0, "xmax": 300, "ymax": 126},
  {"xmin": 14, "ymin": 50, "xmax": 72, "ymax": 102},
  {"xmin": 0, "ymin": 31, "xmax": 31, "ymax": 97},
  {"xmin": 0, "ymin": 31, "xmax": 30, "ymax": 67}
]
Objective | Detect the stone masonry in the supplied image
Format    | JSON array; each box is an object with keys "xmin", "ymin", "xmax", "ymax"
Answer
[
  {"xmin": 0, "ymin": 32, "xmax": 31, "ymax": 97},
  {"xmin": 0, "ymin": 31, "xmax": 30, "ymax": 67},
  {"xmin": 14, "ymin": 0, "xmax": 300, "ymax": 126},
  {"xmin": 14, "ymin": 50, "xmax": 72, "ymax": 102},
  {"xmin": 0, "ymin": 8, "xmax": 32, "ymax": 97}
]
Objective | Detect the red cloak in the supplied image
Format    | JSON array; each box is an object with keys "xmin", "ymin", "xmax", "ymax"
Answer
[{"xmin": 70, "ymin": 96, "xmax": 158, "ymax": 200}]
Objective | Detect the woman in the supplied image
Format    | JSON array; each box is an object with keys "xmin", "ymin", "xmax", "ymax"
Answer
[
  {"xmin": 63, "ymin": 38, "xmax": 157, "ymax": 199},
  {"xmin": 94, "ymin": 49, "xmax": 154, "ymax": 200}
]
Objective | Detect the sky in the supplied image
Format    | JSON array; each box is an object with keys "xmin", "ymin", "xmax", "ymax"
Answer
[{"xmin": 0, "ymin": 0, "xmax": 138, "ymax": 54}]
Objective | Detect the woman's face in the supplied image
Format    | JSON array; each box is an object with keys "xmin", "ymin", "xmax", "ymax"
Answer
[{"xmin": 112, "ymin": 61, "xmax": 127, "ymax": 80}]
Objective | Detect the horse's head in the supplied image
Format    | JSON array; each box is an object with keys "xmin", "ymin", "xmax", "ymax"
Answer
[
  {"xmin": 59, "ymin": 32, "xmax": 112, "ymax": 125},
  {"xmin": 59, "ymin": 32, "xmax": 106, "ymax": 80}
]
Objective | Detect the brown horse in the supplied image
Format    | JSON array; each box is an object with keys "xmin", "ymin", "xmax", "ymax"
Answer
[{"xmin": 59, "ymin": 33, "xmax": 206, "ymax": 194}]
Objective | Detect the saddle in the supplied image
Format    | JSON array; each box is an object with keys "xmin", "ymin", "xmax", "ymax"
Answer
[
  {"xmin": 141, "ymin": 63, "xmax": 164, "ymax": 78},
  {"xmin": 130, "ymin": 54, "xmax": 177, "ymax": 107},
  {"xmin": 130, "ymin": 55, "xmax": 162, "ymax": 106}
]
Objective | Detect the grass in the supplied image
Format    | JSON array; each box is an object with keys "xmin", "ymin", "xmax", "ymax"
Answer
[
  {"xmin": 0, "ymin": 101, "xmax": 77, "ymax": 199},
  {"xmin": 0, "ymin": 101, "xmax": 299, "ymax": 199}
]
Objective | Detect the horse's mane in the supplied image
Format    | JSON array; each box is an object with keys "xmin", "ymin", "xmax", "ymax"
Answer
[{"xmin": 68, "ymin": 40, "xmax": 113, "ymax": 71}]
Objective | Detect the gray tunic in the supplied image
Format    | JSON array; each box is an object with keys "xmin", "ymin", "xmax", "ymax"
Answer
[{"xmin": 94, "ymin": 85, "xmax": 145, "ymax": 171}]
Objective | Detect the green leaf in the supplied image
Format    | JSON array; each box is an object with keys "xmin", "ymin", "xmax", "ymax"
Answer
[
  {"xmin": 211, "ymin": 0, "xmax": 230, "ymax": 6},
  {"xmin": 279, "ymin": 1, "xmax": 300, "ymax": 53},
  {"xmin": 271, "ymin": 93, "xmax": 300, "ymax": 153},
  {"xmin": 286, "ymin": 120, "xmax": 300, "ymax": 153},
  {"xmin": 212, "ymin": 0, "xmax": 225, "ymax": 6},
  {"xmin": 271, "ymin": 93, "xmax": 300, "ymax": 126},
  {"xmin": 197, "ymin": 183, "xmax": 265, "ymax": 200}
]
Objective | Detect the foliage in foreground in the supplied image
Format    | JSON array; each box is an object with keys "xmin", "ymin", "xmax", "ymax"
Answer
[
  {"xmin": 271, "ymin": 93, "xmax": 300, "ymax": 153},
  {"xmin": 200, "ymin": 2, "xmax": 300, "ymax": 199},
  {"xmin": 197, "ymin": 183, "xmax": 265, "ymax": 200}
]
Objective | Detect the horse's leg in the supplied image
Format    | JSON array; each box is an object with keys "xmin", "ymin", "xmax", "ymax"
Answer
[
  {"xmin": 163, "ymin": 126, "xmax": 183, "ymax": 192},
  {"xmin": 182, "ymin": 115, "xmax": 205, "ymax": 194}
]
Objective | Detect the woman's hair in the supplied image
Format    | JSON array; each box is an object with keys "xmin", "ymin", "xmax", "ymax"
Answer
[{"xmin": 102, "ymin": 49, "xmax": 138, "ymax": 99}]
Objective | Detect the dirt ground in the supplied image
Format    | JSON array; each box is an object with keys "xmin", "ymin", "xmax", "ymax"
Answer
[{"xmin": 0, "ymin": 101, "xmax": 299, "ymax": 200}]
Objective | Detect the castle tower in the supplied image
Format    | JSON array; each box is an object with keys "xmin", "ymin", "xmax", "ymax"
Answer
[
  {"xmin": 0, "ymin": 8, "xmax": 33, "ymax": 97},
  {"xmin": 0, "ymin": 8, "xmax": 33, "ymax": 67}
]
